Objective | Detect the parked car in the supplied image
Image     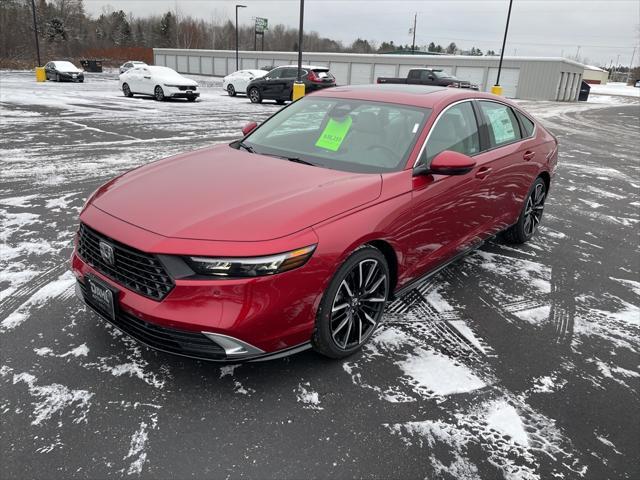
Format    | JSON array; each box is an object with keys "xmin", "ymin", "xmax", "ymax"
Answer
[
  {"xmin": 378, "ymin": 68, "xmax": 479, "ymax": 90},
  {"xmin": 246, "ymin": 65, "xmax": 336, "ymax": 104},
  {"xmin": 119, "ymin": 60, "xmax": 147, "ymax": 74},
  {"xmin": 119, "ymin": 66, "xmax": 199, "ymax": 101},
  {"xmin": 223, "ymin": 69, "xmax": 269, "ymax": 96},
  {"xmin": 72, "ymin": 85, "xmax": 557, "ymax": 362},
  {"xmin": 44, "ymin": 61, "xmax": 84, "ymax": 82}
]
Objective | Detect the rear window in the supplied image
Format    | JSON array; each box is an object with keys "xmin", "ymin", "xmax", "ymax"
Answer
[
  {"xmin": 516, "ymin": 111, "xmax": 535, "ymax": 137},
  {"xmin": 313, "ymin": 69, "xmax": 333, "ymax": 79}
]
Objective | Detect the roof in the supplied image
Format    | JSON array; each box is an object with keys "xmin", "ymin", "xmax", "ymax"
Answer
[
  {"xmin": 584, "ymin": 65, "xmax": 607, "ymax": 72},
  {"xmin": 311, "ymin": 84, "xmax": 509, "ymax": 110}
]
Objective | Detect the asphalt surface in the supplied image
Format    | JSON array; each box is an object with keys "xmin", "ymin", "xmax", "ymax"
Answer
[{"xmin": 1, "ymin": 71, "xmax": 639, "ymax": 480}]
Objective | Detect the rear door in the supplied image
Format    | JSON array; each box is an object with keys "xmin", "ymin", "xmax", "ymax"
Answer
[
  {"xmin": 473, "ymin": 100, "xmax": 534, "ymax": 232},
  {"xmin": 405, "ymin": 100, "xmax": 486, "ymax": 280},
  {"xmin": 138, "ymin": 67, "xmax": 154, "ymax": 95}
]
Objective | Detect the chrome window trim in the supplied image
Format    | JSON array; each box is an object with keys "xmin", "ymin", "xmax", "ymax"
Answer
[{"xmin": 412, "ymin": 99, "xmax": 478, "ymax": 168}]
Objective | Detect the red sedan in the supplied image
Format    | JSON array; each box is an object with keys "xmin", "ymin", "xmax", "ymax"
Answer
[{"xmin": 72, "ymin": 85, "xmax": 558, "ymax": 362}]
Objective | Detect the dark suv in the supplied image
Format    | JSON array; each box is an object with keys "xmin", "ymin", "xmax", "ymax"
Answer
[{"xmin": 246, "ymin": 65, "xmax": 336, "ymax": 104}]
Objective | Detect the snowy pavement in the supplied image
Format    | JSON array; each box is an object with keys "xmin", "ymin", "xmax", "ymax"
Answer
[{"xmin": 1, "ymin": 70, "xmax": 639, "ymax": 479}]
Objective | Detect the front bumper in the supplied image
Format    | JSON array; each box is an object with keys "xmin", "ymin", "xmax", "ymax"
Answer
[
  {"xmin": 75, "ymin": 280, "xmax": 310, "ymax": 362},
  {"xmin": 71, "ymin": 210, "xmax": 326, "ymax": 362},
  {"xmin": 163, "ymin": 86, "xmax": 199, "ymax": 99},
  {"xmin": 58, "ymin": 73, "xmax": 84, "ymax": 82}
]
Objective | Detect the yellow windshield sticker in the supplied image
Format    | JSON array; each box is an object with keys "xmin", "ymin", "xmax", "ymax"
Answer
[{"xmin": 315, "ymin": 117, "xmax": 353, "ymax": 151}]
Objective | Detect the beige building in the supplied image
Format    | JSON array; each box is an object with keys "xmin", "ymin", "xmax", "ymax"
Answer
[{"xmin": 583, "ymin": 65, "xmax": 609, "ymax": 84}]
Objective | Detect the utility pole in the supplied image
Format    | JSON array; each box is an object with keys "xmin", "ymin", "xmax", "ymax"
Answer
[
  {"xmin": 235, "ymin": 4, "xmax": 247, "ymax": 71},
  {"xmin": 411, "ymin": 13, "xmax": 417, "ymax": 54},
  {"xmin": 575, "ymin": 45, "xmax": 581, "ymax": 60},
  {"xmin": 628, "ymin": 46, "xmax": 637, "ymax": 83},
  {"xmin": 492, "ymin": 0, "xmax": 513, "ymax": 95},
  {"xmin": 30, "ymin": 0, "xmax": 41, "ymax": 66}
]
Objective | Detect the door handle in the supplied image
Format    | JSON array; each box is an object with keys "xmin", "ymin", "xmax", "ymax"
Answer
[
  {"xmin": 143, "ymin": 76, "xmax": 151, "ymax": 79},
  {"xmin": 475, "ymin": 167, "xmax": 492, "ymax": 179},
  {"xmin": 523, "ymin": 150, "xmax": 536, "ymax": 161}
]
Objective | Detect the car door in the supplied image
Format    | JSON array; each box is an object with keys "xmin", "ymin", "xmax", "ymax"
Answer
[
  {"xmin": 125, "ymin": 67, "xmax": 141, "ymax": 92},
  {"xmin": 474, "ymin": 100, "xmax": 533, "ymax": 233},
  {"xmin": 277, "ymin": 67, "xmax": 299, "ymax": 99},
  {"xmin": 137, "ymin": 67, "xmax": 154, "ymax": 95},
  {"xmin": 403, "ymin": 100, "xmax": 488, "ymax": 280},
  {"xmin": 261, "ymin": 68, "xmax": 284, "ymax": 98},
  {"xmin": 44, "ymin": 62, "xmax": 53, "ymax": 79}
]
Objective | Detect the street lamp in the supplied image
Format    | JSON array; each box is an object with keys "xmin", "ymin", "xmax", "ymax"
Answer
[
  {"xmin": 235, "ymin": 4, "xmax": 247, "ymax": 71},
  {"xmin": 492, "ymin": 0, "xmax": 513, "ymax": 96},
  {"xmin": 292, "ymin": 0, "xmax": 305, "ymax": 101}
]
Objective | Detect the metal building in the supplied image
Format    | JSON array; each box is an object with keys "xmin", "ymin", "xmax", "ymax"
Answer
[{"xmin": 153, "ymin": 48, "xmax": 586, "ymax": 101}]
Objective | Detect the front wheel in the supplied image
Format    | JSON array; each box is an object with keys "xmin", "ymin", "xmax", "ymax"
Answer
[
  {"xmin": 502, "ymin": 177, "xmax": 547, "ymax": 244},
  {"xmin": 275, "ymin": 99, "xmax": 286, "ymax": 105},
  {"xmin": 248, "ymin": 87, "xmax": 262, "ymax": 103},
  {"xmin": 187, "ymin": 95, "xmax": 197, "ymax": 102},
  {"xmin": 154, "ymin": 86, "xmax": 165, "ymax": 101},
  {"xmin": 122, "ymin": 83, "xmax": 133, "ymax": 97},
  {"xmin": 227, "ymin": 84, "xmax": 236, "ymax": 96},
  {"xmin": 312, "ymin": 246, "xmax": 390, "ymax": 359}
]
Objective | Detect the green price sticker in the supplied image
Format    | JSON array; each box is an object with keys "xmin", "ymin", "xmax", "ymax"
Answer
[{"xmin": 315, "ymin": 116, "xmax": 353, "ymax": 152}]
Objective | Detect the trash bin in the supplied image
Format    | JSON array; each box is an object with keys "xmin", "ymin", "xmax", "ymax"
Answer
[
  {"xmin": 35, "ymin": 67, "xmax": 46, "ymax": 82},
  {"xmin": 79, "ymin": 59, "xmax": 103, "ymax": 73},
  {"xmin": 578, "ymin": 81, "xmax": 590, "ymax": 101}
]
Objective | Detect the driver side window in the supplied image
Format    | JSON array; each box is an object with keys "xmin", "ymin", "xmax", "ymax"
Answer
[
  {"xmin": 421, "ymin": 101, "xmax": 480, "ymax": 165},
  {"xmin": 268, "ymin": 69, "xmax": 283, "ymax": 79}
]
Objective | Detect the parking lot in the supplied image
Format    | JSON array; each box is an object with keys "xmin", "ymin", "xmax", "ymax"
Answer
[{"xmin": 1, "ymin": 70, "xmax": 638, "ymax": 479}]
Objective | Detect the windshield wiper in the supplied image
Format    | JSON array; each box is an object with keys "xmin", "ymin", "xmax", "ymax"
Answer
[
  {"xmin": 261, "ymin": 153, "xmax": 316, "ymax": 167},
  {"xmin": 237, "ymin": 141, "xmax": 255, "ymax": 153}
]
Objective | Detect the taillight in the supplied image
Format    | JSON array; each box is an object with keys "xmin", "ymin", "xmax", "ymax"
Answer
[{"xmin": 308, "ymin": 70, "xmax": 330, "ymax": 84}]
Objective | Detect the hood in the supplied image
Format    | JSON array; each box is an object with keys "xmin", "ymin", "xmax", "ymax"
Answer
[
  {"xmin": 91, "ymin": 145, "xmax": 382, "ymax": 242},
  {"xmin": 157, "ymin": 73, "xmax": 196, "ymax": 86}
]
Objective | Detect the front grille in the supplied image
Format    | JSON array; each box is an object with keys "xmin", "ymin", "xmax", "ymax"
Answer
[
  {"xmin": 178, "ymin": 86, "xmax": 196, "ymax": 91},
  {"xmin": 79, "ymin": 282, "xmax": 226, "ymax": 360},
  {"xmin": 77, "ymin": 223, "xmax": 174, "ymax": 301}
]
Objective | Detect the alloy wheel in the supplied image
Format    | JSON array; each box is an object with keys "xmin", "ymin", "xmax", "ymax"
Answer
[
  {"xmin": 123, "ymin": 83, "xmax": 132, "ymax": 97},
  {"xmin": 154, "ymin": 86, "xmax": 164, "ymax": 101},
  {"xmin": 227, "ymin": 85, "xmax": 236, "ymax": 96},
  {"xmin": 330, "ymin": 259, "xmax": 388, "ymax": 350},
  {"xmin": 523, "ymin": 182, "xmax": 546, "ymax": 237},
  {"xmin": 249, "ymin": 88, "xmax": 260, "ymax": 103}
]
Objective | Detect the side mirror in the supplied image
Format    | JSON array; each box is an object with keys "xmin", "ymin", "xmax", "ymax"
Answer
[
  {"xmin": 414, "ymin": 150, "xmax": 476, "ymax": 176},
  {"xmin": 428, "ymin": 75, "xmax": 435, "ymax": 80},
  {"xmin": 242, "ymin": 121, "xmax": 258, "ymax": 136}
]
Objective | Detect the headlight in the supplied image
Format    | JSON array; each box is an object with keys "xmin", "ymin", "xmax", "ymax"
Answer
[
  {"xmin": 186, "ymin": 245, "xmax": 317, "ymax": 277},
  {"xmin": 164, "ymin": 84, "xmax": 180, "ymax": 87}
]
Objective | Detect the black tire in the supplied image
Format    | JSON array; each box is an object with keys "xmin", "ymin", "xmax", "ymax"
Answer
[
  {"xmin": 502, "ymin": 177, "xmax": 547, "ymax": 244},
  {"xmin": 312, "ymin": 246, "xmax": 390, "ymax": 359},
  {"xmin": 187, "ymin": 95, "xmax": 197, "ymax": 102},
  {"xmin": 55, "ymin": 73, "xmax": 60, "ymax": 82},
  {"xmin": 275, "ymin": 99, "xmax": 286, "ymax": 105},
  {"xmin": 248, "ymin": 87, "xmax": 262, "ymax": 103},
  {"xmin": 227, "ymin": 84, "xmax": 236, "ymax": 96},
  {"xmin": 154, "ymin": 86, "xmax": 165, "ymax": 101},
  {"xmin": 122, "ymin": 83, "xmax": 133, "ymax": 97}
]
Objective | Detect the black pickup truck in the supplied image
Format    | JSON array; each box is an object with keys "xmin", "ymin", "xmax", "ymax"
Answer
[{"xmin": 377, "ymin": 68, "xmax": 479, "ymax": 90}]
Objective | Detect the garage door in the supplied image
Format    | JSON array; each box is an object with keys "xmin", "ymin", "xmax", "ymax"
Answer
[
  {"xmin": 201, "ymin": 57, "xmax": 213, "ymax": 75},
  {"xmin": 242, "ymin": 58, "xmax": 257, "ymax": 69},
  {"xmin": 350, "ymin": 63, "xmax": 373, "ymax": 84},
  {"xmin": 177, "ymin": 55, "xmax": 188, "ymax": 73},
  {"xmin": 455, "ymin": 67, "xmax": 486, "ymax": 90},
  {"xmin": 166, "ymin": 55, "xmax": 177, "ymax": 71},
  {"xmin": 330, "ymin": 62, "xmax": 349, "ymax": 85},
  {"xmin": 188, "ymin": 56, "xmax": 200, "ymax": 74},
  {"xmin": 486, "ymin": 68, "xmax": 520, "ymax": 98},
  {"xmin": 374, "ymin": 64, "xmax": 396, "ymax": 82}
]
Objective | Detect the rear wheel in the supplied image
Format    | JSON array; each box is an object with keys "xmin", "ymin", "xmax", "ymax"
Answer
[
  {"xmin": 154, "ymin": 86, "xmax": 165, "ymax": 101},
  {"xmin": 275, "ymin": 99, "xmax": 286, "ymax": 105},
  {"xmin": 227, "ymin": 84, "xmax": 236, "ymax": 96},
  {"xmin": 312, "ymin": 246, "xmax": 390, "ymax": 359},
  {"xmin": 248, "ymin": 87, "xmax": 262, "ymax": 103},
  {"xmin": 502, "ymin": 177, "xmax": 547, "ymax": 244},
  {"xmin": 122, "ymin": 83, "xmax": 133, "ymax": 97}
]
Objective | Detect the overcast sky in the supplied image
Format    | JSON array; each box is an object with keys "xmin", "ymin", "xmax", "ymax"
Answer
[{"xmin": 83, "ymin": 0, "xmax": 639, "ymax": 66}]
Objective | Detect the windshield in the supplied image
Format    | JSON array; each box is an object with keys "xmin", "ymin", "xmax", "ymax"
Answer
[
  {"xmin": 148, "ymin": 66, "xmax": 182, "ymax": 77},
  {"xmin": 238, "ymin": 97, "xmax": 430, "ymax": 173}
]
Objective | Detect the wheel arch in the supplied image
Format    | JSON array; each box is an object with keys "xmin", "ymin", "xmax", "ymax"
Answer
[
  {"xmin": 537, "ymin": 170, "xmax": 551, "ymax": 193},
  {"xmin": 366, "ymin": 239, "xmax": 399, "ymax": 294}
]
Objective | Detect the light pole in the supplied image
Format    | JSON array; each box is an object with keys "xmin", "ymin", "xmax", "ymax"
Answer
[
  {"xmin": 30, "ymin": 0, "xmax": 41, "ymax": 66},
  {"xmin": 492, "ymin": 0, "xmax": 513, "ymax": 96},
  {"xmin": 235, "ymin": 4, "xmax": 247, "ymax": 71},
  {"xmin": 292, "ymin": 0, "xmax": 305, "ymax": 101}
]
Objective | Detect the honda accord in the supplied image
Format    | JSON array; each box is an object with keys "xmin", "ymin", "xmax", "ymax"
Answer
[{"xmin": 72, "ymin": 84, "xmax": 558, "ymax": 362}]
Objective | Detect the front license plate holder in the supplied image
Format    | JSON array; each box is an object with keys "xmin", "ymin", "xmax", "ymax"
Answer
[{"xmin": 85, "ymin": 274, "xmax": 118, "ymax": 321}]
